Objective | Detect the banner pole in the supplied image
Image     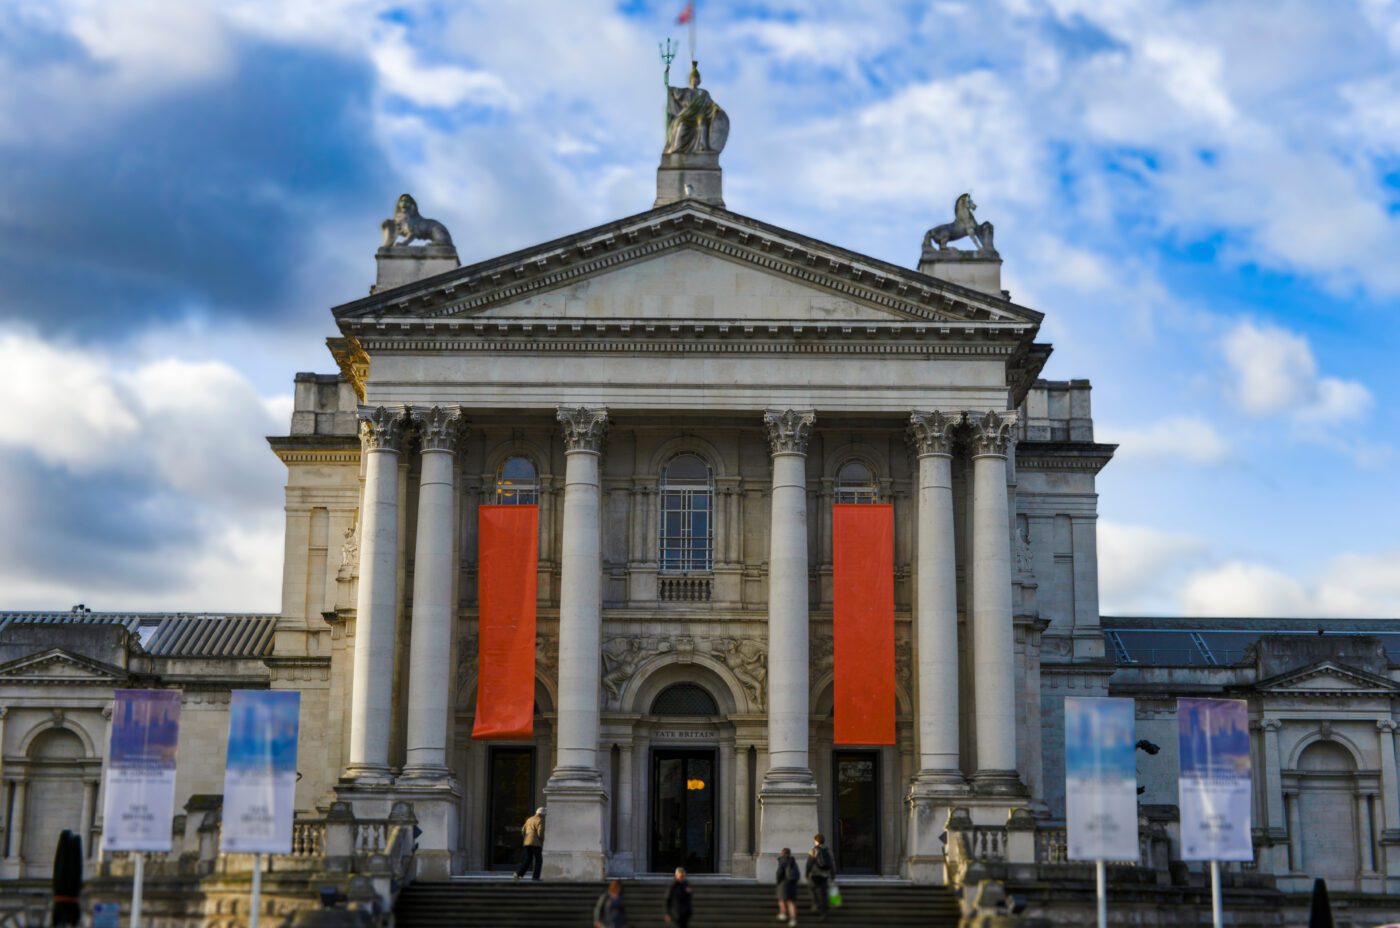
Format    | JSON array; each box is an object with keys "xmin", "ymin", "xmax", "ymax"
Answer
[
  {"xmin": 1095, "ymin": 858, "xmax": 1107, "ymax": 928},
  {"xmin": 1209, "ymin": 859, "xmax": 1222, "ymax": 928},
  {"xmin": 250, "ymin": 852, "xmax": 263, "ymax": 928},
  {"xmin": 131, "ymin": 853, "xmax": 144, "ymax": 928}
]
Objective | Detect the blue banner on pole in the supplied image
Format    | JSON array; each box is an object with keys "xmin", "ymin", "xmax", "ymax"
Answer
[
  {"xmin": 221, "ymin": 690, "xmax": 300, "ymax": 854},
  {"xmin": 102, "ymin": 689, "xmax": 182, "ymax": 852},
  {"xmin": 1065, "ymin": 696, "xmax": 1139, "ymax": 861},
  {"xmin": 1177, "ymin": 697, "xmax": 1253, "ymax": 862}
]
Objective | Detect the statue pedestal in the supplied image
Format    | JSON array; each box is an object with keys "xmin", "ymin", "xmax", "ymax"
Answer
[
  {"xmin": 655, "ymin": 152, "xmax": 724, "ymax": 207},
  {"xmin": 375, "ymin": 244, "xmax": 459, "ymax": 292},
  {"xmin": 918, "ymin": 249, "xmax": 1003, "ymax": 296}
]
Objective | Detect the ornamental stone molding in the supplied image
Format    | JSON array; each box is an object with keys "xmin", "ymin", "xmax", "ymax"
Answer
[
  {"xmin": 358, "ymin": 405, "xmax": 409, "ymax": 452},
  {"xmin": 1260, "ymin": 718, "xmax": 1283, "ymax": 732},
  {"xmin": 968, "ymin": 409, "xmax": 1017, "ymax": 457},
  {"xmin": 411, "ymin": 405, "xmax": 467, "ymax": 453},
  {"xmin": 907, "ymin": 410, "xmax": 962, "ymax": 457},
  {"xmin": 557, "ymin": 405, "xmax": 609, "ymax": 453},
  {"xmin": 1379, "ymin": 719, "xmax": 1397, "ymax": 734},
  {"xmin": 763, "ymin": 408, "xmax": 815, "ymax": 456}
]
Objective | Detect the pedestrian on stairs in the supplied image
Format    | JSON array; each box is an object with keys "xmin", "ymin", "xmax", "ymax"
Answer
[
  {"xmin": 665, "ymin": 867, "xmax": 693, "ymax": 928},
  {"xmin": 775, "ymin": 847, "xmax": 800, "ymax": 926},
  {"xmin": 512, "ymin": 806, "xmax": 546, "ymax": 881},
  {"xmin": 593, "ymin": 879, "xmax": 628, "ymax": 928},
  {"xmin": 805, "ymin": 834, "xmax": 835, "ymax": 922}
]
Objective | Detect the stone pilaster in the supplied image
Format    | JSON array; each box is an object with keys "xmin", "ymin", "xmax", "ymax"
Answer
[
  {"xmin": 968, "ymin": 410, "xmax": 1023, "ymax": 795},
  {"xmin": 345, "ymin": 405, "xmax": 408, "ymax": 783},
  {"xmin": 905, "ymin": 411, "xmax": 967, "ymax": 881},
  {"xmin": 1377, "ymin": 720, "xmax": 1400, "ymax": 889},
  {"xmin": 543, "ymin": 406, "xmax": 610, "ymax": 880},
  {"xmin": 756, "ymin": 408, "xmax": 819, "ymax": 879}
]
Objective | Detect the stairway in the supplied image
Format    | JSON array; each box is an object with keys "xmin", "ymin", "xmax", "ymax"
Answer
[{"xmin": 395, "ymin": 878, "xmax": 963, "ymax": 928}]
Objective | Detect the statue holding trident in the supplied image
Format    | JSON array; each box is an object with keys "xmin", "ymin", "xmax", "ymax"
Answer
[{"xmin": 659, "ymin": 2, "xmax": 728, "ymax": 157}]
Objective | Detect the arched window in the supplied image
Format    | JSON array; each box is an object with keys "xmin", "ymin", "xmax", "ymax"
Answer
[
  {"xmin": 660, "ymin": 453, "xmax": 713, "ymax": 572},
  {"xmin": 651, "ymin": 683, "xmax": 720, "ymax": 716},
  {"xmin": 835, "ymin": 460, "xmax": 878, "ymax": 504},
  {"xmin": 495, "ymin": 456, "xmax": 538, "ymax": 505}
]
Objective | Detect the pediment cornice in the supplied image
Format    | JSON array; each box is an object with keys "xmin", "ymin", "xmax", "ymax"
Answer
[
  {"xmin": 332, "ymin": 202, "xmax": 1043, "ymax": 334},
  {"xmin": 1253, "ymin": 660, "xmax": 1398, "ymax": 698},
  {"xmin": 0, "ymin": 648, "xmax": 129, "ymax": 686}
]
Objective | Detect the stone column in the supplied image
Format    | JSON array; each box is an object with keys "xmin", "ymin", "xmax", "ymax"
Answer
[
  {"xmin": 543, "ymin": 405, "xmax": 609, "ymax": 880},
  {"xmin": 6, "ymin": 780, "xmax": 26, "ymax": 864},
  {"xmin": 1285, "ymin": 790, "xmax": 1302, "ymax": 872},
  {"xmin": 399, "ymin": 407, "xmax": 465, "ymax": 879},
  {"xmin": 1377, "ymin": 721, "xmax": 1400, "ymax": 886},
  {"xmin": 905, "ymin": 412, "xmax": 966, "ymax": 882},
  {"xmin": 1259, "ymin": 719, "xmax": 1287, "ymax": 870},
  {"xmin": 969, "ymin": 411, "xmax": 1022, "ymax": 793},
  {"xmin": 756, "ymin": 409, "xmax": 819, "ymax": 878},
  {"xmin": 346, "ymin": 405, "xmax": 407, "ymax": 783},
  {"xmin": 1360, "ymin": 793, "xmax": 1376, "ymax": 874},
  {"xmin": 80, "ymin": 780, "xmax": 97, "ymax": 859}
]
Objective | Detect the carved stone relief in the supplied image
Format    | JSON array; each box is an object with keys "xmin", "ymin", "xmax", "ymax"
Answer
[{"xmin": 713, "ymin": 637, "xmax": 767, "ymax": 706}]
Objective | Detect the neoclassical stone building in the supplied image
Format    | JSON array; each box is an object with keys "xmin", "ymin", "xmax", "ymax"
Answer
[{"xmin": 2, "ymin": 89, "xmax": 1400, "ymax": 916}]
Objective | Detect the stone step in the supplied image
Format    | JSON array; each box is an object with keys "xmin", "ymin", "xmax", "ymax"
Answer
[{"xmin": 395, "ymin": 880, "xmax": 962, "ymax": 928}]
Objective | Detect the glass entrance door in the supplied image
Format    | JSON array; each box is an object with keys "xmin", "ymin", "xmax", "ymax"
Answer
[
  {"xmin": 487, "ymin": 747, "xmax": 536, "ymax": 870},
  {"xmin": 650, "ymin": 749, "xmax": 716, "ymax": 873},
  {"xmin": 833, "ymin": 750, "xmax": 880, "ymax": 874}
]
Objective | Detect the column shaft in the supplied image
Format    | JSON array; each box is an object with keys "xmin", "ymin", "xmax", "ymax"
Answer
[
  {"xmin": 1379, "ymin": 722, "xmax": 1400, "ymax": 833},
  {"xmin": 970, "ymin": 411, "xmax": 1019, "ymax": 785},
  {"xmin": 347, "ymin": 406, "xmax": 406, "ymax": 780},
  {"xmin": 404, "ymin": 407, "xmax": 464, "ymax": 776}
]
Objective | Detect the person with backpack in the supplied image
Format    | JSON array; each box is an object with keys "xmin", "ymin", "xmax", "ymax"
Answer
[
  {"xmin": 775, "ymin": 847, "xmax": 801, "ymax": 926},
  {"xmin": 593, "ymin": 879, "xmax": 628, "ymax": 928},
  {"xmin": 664, "ymin": 867, "xmax": 693, "ymax": 928},
  {"xmin": 805, "ymin": 834, "xmax": 836, "ymax": 921}
]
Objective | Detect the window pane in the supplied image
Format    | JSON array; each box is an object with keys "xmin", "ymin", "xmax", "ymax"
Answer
[
  {"xmin": 496, "ymin": 456, "xmax": 539, "ymax": 505},
  {"xmin": 659, "ymin": 455, "xmax": 715, "ymax": 574},
  {"xmin": 666, "ymin": 454, "xmax": 709, "ymax": 482}
]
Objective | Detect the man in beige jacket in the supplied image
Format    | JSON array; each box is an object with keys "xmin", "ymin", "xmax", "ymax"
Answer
[{"xmin": 513, "ymin": 807, "xmax": 546, "ymax": 881}]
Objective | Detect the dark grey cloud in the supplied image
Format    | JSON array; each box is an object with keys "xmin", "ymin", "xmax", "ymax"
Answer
[{"xmin": 0, "ymin": 38, "xmax": 398, "ymax": 338}]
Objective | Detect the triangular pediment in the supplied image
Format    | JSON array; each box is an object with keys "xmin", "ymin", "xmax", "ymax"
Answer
[
  {"xmin": 1254, "ymin": 660, "xmax": 1398, "ymax": 697},
  {"xmin": 333, "ymin": 201, "xmax": 1043, "ymax": 330},
  {"xmin": 0, "ymin": 648, "xmax": 128, "ymax": 686}
]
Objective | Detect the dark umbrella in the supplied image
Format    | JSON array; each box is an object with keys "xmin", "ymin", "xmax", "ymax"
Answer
[
  {"xmin": 51, "ymin": 829, "xmax": 83, "ymax": 927},
  {"xmin": 1307, "ymin": 878, "xmax": 1334, "ymax": 928}
]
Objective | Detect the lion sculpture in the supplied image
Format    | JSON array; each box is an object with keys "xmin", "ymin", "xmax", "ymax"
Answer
[
  {"xmin": 922, "ymin": 193, "xmax": 996, "ymax": 257},
  {"xmin": 380, "ymin": 193, "xmax": 454, "ymax": 248}
]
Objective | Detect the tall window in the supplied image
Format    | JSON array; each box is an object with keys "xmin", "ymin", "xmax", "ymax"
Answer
[
  {"xmin": 835, "ymin": 460, "xmax": 878, "ymax": 504},
  {"xmin": 659, "ymin": 453, "xmax": 713, "ymax": 572},
  {"xmin": 495, "ymin": 456, "xmax": 538, "ymax": 505}
]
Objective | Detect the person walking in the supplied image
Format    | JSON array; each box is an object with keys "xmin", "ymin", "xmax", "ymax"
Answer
[
  {"xmin": 513, "ymin": 806, "xmax": 546, "ymax": 881},
  {"xmin": 805, "ymin": 834, "xmax": 836, "ymax": 922},
  {"xmin": 775, "ymin": 847, "xmax": 801, "ymax": 926},
  {"xmin": 664, "ymin": 867, "xmax": 693, "ymax": 928},
  {"xmin": 593, "ymin": 879, "xmax": 628, "ymax": 928}
]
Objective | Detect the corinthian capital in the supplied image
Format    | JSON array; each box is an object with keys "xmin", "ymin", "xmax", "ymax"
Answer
[
  {"xmin": 411, "ymin": 405, "xmax": 467, "ymax": 453},
  {"xmin": 764, "ymin": 409, "xmax": 816, "ymax": 456},
  {"xmin": 1379, "ymin": 719, "xmax": 1397, "ymax": 734},
  {"xmin": 907, "ymin": 410, "xmax": 963, "ymax": 457},
  {"xmin": 359, "ymin": 405, "xmax": 409, "ymax": 452},
  {"xmin": 968, "ymin": 410, "xmax": 1017, "ymax": 457},
  {"xmin": 557, "ymin": 406, "xmax": 609, "ymax": 453}
]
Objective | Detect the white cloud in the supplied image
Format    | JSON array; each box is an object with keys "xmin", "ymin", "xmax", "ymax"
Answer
[
  {"xmin": 1100, "ymin": 415, "xmax": 1231, "ymax": 465},
  {"xmin": 1220, "ymin": 320, "xmax": 1372, "ymax": 421},
  {"xmin": 1181, "ymin": 552, "xmax": 1400, "ymax": 618},
  {"xmin": 1098, "ymin": 521, "xmax": 1210, "ymax": 614}
]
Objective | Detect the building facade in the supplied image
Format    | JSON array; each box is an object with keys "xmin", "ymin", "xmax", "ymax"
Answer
[{"xmin": 1, "ymin": 95, "xmax": 1398, "ymax": 908}]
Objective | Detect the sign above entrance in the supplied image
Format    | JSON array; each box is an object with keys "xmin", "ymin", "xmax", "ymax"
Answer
[{"xmin": 653, "ymin": 728, "xmax": 713, "ymax": 740}]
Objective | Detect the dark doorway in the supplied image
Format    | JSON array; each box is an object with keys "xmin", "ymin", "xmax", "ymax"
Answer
[
  {"xmin": 832, "ymin": 750, "xmax": 880, "ymax": 874},
  {"xmin": 651, "ymin": 749, "xmax": 717, "ymax": 873},
  {"xmin": 487, "ymin": 747, "xmax": 536, "ymax": 870}
]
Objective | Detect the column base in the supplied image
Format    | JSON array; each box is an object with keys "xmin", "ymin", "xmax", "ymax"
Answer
[
  {"xmin": 397, "ymin": 764, "xmax": 453, "ymax": 784},
  {"xmin": 392, "ymin": 778, "xmax": 462, "ymax": 881},
  {"xmin": 905, "ymin": 772, "xmax": 969, "ymax": 884},
  {"xmin": 756, "ymin": 766, "xmax": 819, "ymax": 881},
  {"xmin": 341, "ymin": 764, "xmax": 395, "ymax": 787},
  {"xmin": 542, "ymin": 766, "xmax": 608, "ymax": 881},
  {"xmin": 971, "ymin": 769, "xmax": 1026, "ymax": 797}
]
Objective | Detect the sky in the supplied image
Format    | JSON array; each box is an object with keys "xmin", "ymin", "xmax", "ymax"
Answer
[{"xmin": 0, "ymin": 0, "xmax": 1397, "ymax": 618}]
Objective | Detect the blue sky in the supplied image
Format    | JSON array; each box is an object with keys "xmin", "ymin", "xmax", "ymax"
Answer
[{"xmin": 0, "ymin": 0, "xmax": 1396, "ymax": 617}]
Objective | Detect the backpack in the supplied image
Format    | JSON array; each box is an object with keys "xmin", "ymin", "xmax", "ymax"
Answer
[{"xmin": 813, "ymin": 846, "xmax": 834, "ymax": 878}]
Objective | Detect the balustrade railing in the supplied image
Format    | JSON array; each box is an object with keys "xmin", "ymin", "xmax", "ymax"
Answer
[{"xmin": 659, "ymin": 575, "xmax": 713, "ymax": 602}]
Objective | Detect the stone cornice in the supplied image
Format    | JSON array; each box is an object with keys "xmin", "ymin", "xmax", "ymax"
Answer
[
  {"xmin": 267, "ymin": 435, "xmax": 361, "ymax": 465},
  {"xmin": 1015, "ymin": 440, "xmax": 1118, "ymax": 473},
  {"xmin": 333, "ymin": 202, "xmax": 1044, "ymax": 331},
  {"xmin": 1253, "ymin": 660, "xmax": 1400, "ymax": 697}
]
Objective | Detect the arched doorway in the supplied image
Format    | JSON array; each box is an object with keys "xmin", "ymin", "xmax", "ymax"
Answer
[
  {"xmin": 22, "ymin": 728, "xmax": 87, "ymax": 876},
  {"xmin": 648, "ymin": 683, "xmax": 720, "ymax": 874},
  {"xmin": 1296, "ymin": 740, "xmax": 1361, "ymax": 890}
]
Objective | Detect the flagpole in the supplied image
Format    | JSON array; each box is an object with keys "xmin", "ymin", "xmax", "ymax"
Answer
[
  {"xmin": 1209, "ymin": 859, "xmax": 1222, "ymax": 928},
  {"xmin": 131, "ymin": 853, "xmax": 145, "ymax": 928},
  {"xmin": 1095, "ymin": 858, "xmax": 1107, "ymax": 928},
  {"xmin": 251, "ymin": 852, "xmax": 263, "ymax": 928}
]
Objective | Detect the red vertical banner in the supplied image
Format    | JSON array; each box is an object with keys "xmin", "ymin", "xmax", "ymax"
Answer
[
  {"xmin": 832, "ymin": 504, "xmax": 896, "ymax": 745},
  {"xmin": 473, "ymin": 505, "xmax": 539, "ymax": 740}
]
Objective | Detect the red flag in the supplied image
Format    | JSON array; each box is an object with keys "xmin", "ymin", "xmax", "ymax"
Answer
[
  {"xmin": 473, "ymin": 505, "xmax": 539, "ymax": 740},
  {"xmin": 677, "ymin": 2, "xmax": 694, "ymax": 25}
]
